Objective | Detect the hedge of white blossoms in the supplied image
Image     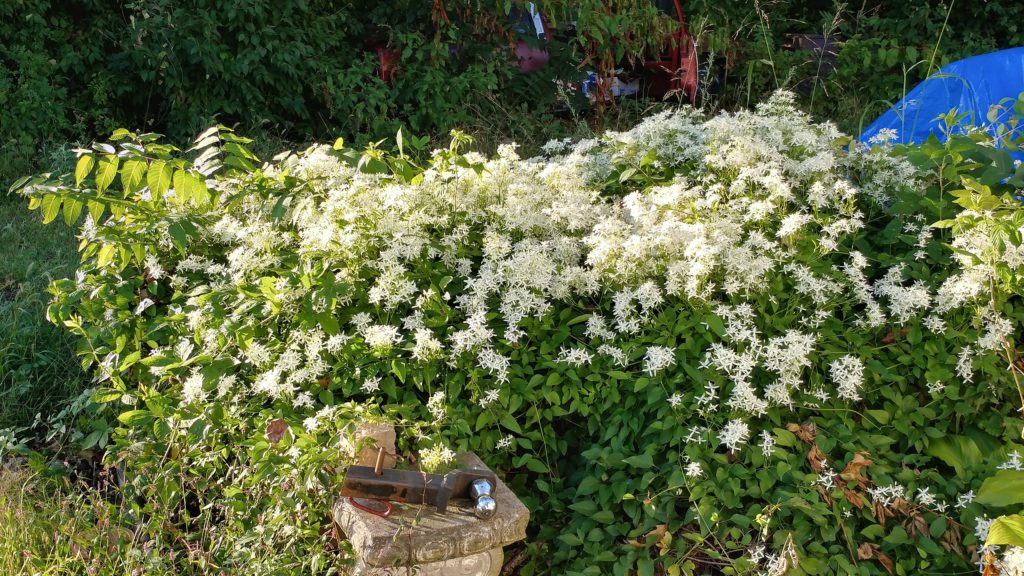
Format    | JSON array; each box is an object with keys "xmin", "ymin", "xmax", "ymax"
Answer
[{"xmin": 26, "ymin": 91, "xmax": 1024, "ymax": 574}]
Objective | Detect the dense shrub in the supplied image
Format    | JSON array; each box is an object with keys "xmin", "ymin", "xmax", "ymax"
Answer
[
  {"xmin": 9, "ymin": 0, "xmax": 1024, "ymax": 186},
  {"xmin": 10, "ymin": 93, "xmax": 1024, "ymax": 574}
]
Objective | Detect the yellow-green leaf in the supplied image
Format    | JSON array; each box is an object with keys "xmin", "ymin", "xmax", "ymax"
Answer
[
  {"xmin": 87, "ymin": 199, "xmax": 105, "ymax": 223},
  {"xmin": 95, "ymin": 154, "xmax": 120, "ymax": 193},
  {"xmin": 977, "ymin": 470, "xmax": 1024, "ymax": 506},
  {"xmin": 147, "ymin": 159, "xmax": 173, "ymax": 199},
  {"xmin": 121, "ymin": 159, "xmax": 147, "ymax": 194},
  {"xmin": 75, "ymin": 154, "xmax": 95, "ymax": 186},
  {"xmin": 97, "ymin": 244, "xmax": 116, "ymax": 267},
  {"xmin": 173, "ymin": 168, "xmax": 190, "ymax": 205},
  {"xmin": 987, "ymin": 515, "xmax": 1024, "ymax": 548},
  {"xmin": 40, "ymin": 194, "xmax": 62, "ymax": 224},
  {"xmin": 62, "ymin": 196, "xmax": 83, "ymax": 225}
]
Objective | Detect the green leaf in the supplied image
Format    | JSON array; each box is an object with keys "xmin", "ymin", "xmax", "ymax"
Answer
[
  {"xmin": 977, "ymin": 470, "xmax": 1024, "ymax": 506},
  {"xmin": 987, "ymin": 515, "xmax": 1024, "ymax": 547},
  {"xmin": 87, "ymin": 199, "xmax": 105, "ymax": 223},
  {"xmin": 147, "ymin": 160, "xmax": 173, "ymax": 199},
  {"xmin": 95, "ymin": 154, "xmax": 120, "ymax": 193},
  {"xmin": 173, "ymin": 168, "xmax": 192, "ymax": 205},
  {"xmin": 61, "ymin": 196, "xmax": 83, "ymax": 225},
  {"xmin": 91, "ymin": 389, "xmax": 123, "ymax": 403},
  {"xmin": 623, "ymin": 454, "xmax": 653, "ymax": 469},
  {"xmin": 75, "ymin": 154, "xmax": 95, "ymax": 185},
  {"xmin": 97, "ymin": 244, "xmax": 116, "ymax": 267},
  {"xmin": 121, "ymin": 159, "xmax": 147, "ymax": 194},
  {"xmin": 525, "ymin": 457, "xmax": 549, "ymax": 473},
  {"xmin": 926, "ymin": 435, "xmax": 981, "ymax": 477},
  {"xmin": 40, "ymin": 194, "xmax": 62, "ymax": 224},
  {"xmin": 117, "ymin": 410, "xmax": 153, "ymax": 426},
  {"xmin": 500, "ymin": 413, "xmax": 522, "ymax": 434},
  {"xmin": 577, "ymin": 476, "xmax": 601, "ymax": 496}
]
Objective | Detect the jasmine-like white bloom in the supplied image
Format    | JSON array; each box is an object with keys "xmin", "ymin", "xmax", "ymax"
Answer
[
  {"xmin": 868, "ymin": 128, "xmax": 898, "ymax": 146},
  {"xmin": 829, "ymin": 355, "xmax": 865, "ymax": 401},
  {"xmin": 363, "ymin": 324, "xmax": 401, "ymax": 351},
  {"xmin": 643, "ymin": 345, "xmax": 676, "ymax": 376},
  {"xmin": 667, "ymin": 392, "xmax": 683, "ymax": 407},
  {"xmin": 955, "ymin": 490, "xmax": 975, "ymax": 509},
  {"xmin": 978, "ymin": 311, "xmax": 1013, "ymax": 352},
  {"xmin": 496, "ymin": 435, "xmax": 514, "ymax": 450},
  {"xmin": 478, "ymin": 388, "xmax": 500, "ymax": 408},
  {"xmin": 477, "ymin": 348, "xmax": 511, "ymax": 383},
  {"xmin": 916, "ymin": 486, "xmax": 936, "ymax": 507},
  {"xmin": 867, "ymin": 483, "xmax": 906, "ymax": 506},
  {"xmin": 597, "ymin": 344, "xmax": 628, "ymax": 367},
  {"xmin": 412, "ymin": 328, "xmax": 444, "ymax": 361},
  {"xmin": 217, "ymin": 374, "xmax": 237, "ymax": 398},
  {"xmin": 683, "ymin": 426, "xmax": 707, "ymax": 444},
  {"xmin": 557, "ymin": 346, "xmax": 594, "ymax": 367},
  {"xmin": 1002, "ymin": 547, "xmax": 1024, "ymax": 575},
  {"xmin": 976, "ymin": 516, "xmax": 995, "ymax": 544},
  {"xmin": 427, "ymin": 391, "xmax": 446, "ymax": 420},
  {"xmin": 303, "ymin": 415, "xmax": 320, "ymax": 433},
  {"xmin": 922, "ymin": 315, "xmax": 946, "ymax": 334},
  {"xmin": 361, "ymin": 376, "xmax": 381, "ymax": 394},
  {"xmin": 182, "ymin": 371, "xmax": 204, "ymax": 403},
  {"xmin": 998, "ymin": 451, "xmax": 1024, "ymax": 471},
  {"xmin": 585, "ymin": 314, "xmax": 616, "ymax": 340},
  {"xmin": 420, "ymin": 444, "xmax": 456, "ymax": 471},
  {"xmin": 759, "ymin": 430, "xmax": 776, "ymax": 457},
  {"xmin": 926, "ymin": 380, "xmax": 945, "ymax": 395},
  {"xmin": 685, "ymin": 461, "xmax": 703, "ymax": 477},
  {"xmin": 293, "ymin": 391, "xmax": 314, "ymax": 409},
  {"xmin": 325, "ymin": 333, "xmax": 351, "ymax": 353},
  {"xmin": 719, "ymin": 419, "xmax": 750, "ymax": 453},
  {"xmin": 957, "ymin": 346, "xmax": 975, "ymax": 383}
]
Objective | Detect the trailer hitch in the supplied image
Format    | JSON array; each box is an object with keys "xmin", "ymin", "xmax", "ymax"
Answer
[{"xmin": 341, "ymin": 449, "xmax": 498, "ymax": 519}]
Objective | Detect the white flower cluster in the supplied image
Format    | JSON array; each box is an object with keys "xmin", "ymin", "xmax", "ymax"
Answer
[{"xmin": 138, "ymin": 89, "xmax": 1017, "ymax": 482}]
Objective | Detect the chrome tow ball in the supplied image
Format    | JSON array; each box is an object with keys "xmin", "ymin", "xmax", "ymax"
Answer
[{"xmin": 471, "ymin": 478, "xmax": 497, "ymax": 519}]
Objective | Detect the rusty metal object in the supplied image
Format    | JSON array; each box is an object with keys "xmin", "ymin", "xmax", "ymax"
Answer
[{"xmin": 341, "ymin": 465, "xmax": 497, "ymax": 516}]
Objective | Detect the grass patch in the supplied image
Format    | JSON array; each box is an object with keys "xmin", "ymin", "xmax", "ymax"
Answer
[{"xmin": 0, "ymin": 192, "xmax": 84, "ymax": 431}]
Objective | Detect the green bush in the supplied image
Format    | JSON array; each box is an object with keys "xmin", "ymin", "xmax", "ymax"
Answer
[{"xmin": 11, "ymin": 93, "xmax": 1024, "ymax": 575}]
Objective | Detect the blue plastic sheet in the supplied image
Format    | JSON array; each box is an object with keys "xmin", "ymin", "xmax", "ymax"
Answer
[{"xmin": 858, "ymin": 47, "xmax": 1024, "ymax": 147}]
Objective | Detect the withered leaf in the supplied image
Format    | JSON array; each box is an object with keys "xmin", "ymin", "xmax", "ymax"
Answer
[
  {"xmin": 843, "ymin": 487, "xmax": 865, "ymax": 509},
  {"xmin": 787, "ymin": 422, "xmax": 817, "ymax": 443},
  {"xmin": 982, "ymin": 548, "xmax": 1002, "ymax": 576},
  {"xmin": 857, "ymin": 542, "xmax": 894, "ymax": 574},
  {"xmin": 806, "ymin": 444, "xmax": 827, "ymax": 472},
  {"xmin": 266, "ymin": 418, "xmax": 288, "ymax": 444},
  {"xmin": 839, "ymin": 452, "xmax": 873, "ymax": 487},
  {"xmin": 856, "ymin": 542, "xmax": 876, "ymax": 560}
]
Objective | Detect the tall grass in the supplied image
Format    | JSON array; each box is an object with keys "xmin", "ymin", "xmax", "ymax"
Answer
[{"xmin": 0, "ymin": 190, "xmax": 83, "ymax": 431}]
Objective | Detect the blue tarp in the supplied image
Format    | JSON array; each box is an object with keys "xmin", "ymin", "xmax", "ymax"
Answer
[{"xmin": 858, "ymin": 47, "xmax": 1024, "ymax": 147}]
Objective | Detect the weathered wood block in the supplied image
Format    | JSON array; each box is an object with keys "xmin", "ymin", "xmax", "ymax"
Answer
[{"xmin": 335, "ymin": 453, "xmax": 528, "ymax": 576}]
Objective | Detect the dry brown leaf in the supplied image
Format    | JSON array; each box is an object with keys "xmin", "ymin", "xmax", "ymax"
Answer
[
  {"xmin": 266, "ymin": 418, "xmax": 288, "ymax": 444},
  {"xmin": 983, "ymin": 548, "xmax": 1002, "ymax": 576},
  {"xmin": 806, "ymin": 444, "xmax": 827, "ymax": 472},
  {"xmin": 876, "ymin": 551, "xmax": 895, "ymax": 574},
  {"xmin": 627, "ymin": 524, "xmax": 669, "ymax": 550},
  {"xmin": 843, "ymin": 487, "xmax": 865, "ymax": 509},
  {"xmin": 839, "ymin": 452, "xmax": 873, "ymax": 487},
  {"xmin": 786, "ymin": 422, "xmax": 817, "ymax": 443},
  {"xmin": 856, "ymin": 542, "xmax": 876, "ymax": 560},
  {"xmin": 857, "ymin": 542, "xmax": 893, "ymax": 574}
]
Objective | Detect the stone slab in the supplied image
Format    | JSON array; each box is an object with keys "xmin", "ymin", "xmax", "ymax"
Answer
[
  {"xmin": 334, "ymin": 453, "xmax": 528, "ymax": 568},
  {"xmin": 351, "ymin": 547, "xmax": 502, "ymax": 576}
]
